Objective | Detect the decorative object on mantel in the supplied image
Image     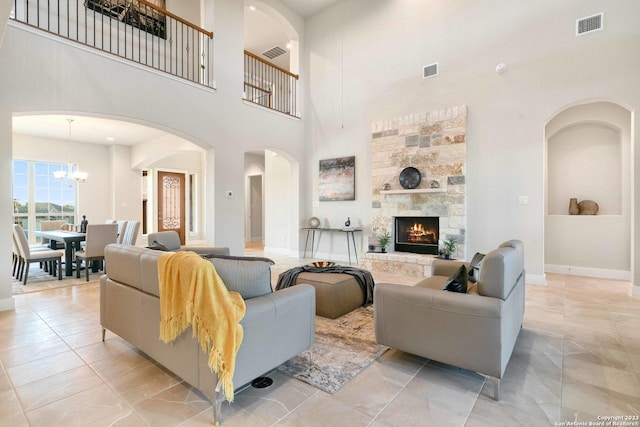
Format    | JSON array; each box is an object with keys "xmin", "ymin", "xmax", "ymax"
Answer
[
  {"xmin": 568, "ymin": 198, "xmax": 579, "ymax": 215},
  {"xmin": 378, "ymin": 231, "xmax": 391, "ymax": 253},
  {"xmin": 399, "ymin": 166, "xmax": 421, "ymax": 189},
  {"xmin": 429, "ymin": 180, "xmax": 440, "ymax": 189},
  {"xmin": 382, "ymin": 183, "xmax": 391, "ymax": 191},
  {"xmin": 439, "ymin": 236, "xmax": 457, "ymax": 259},
  {"xmin": 308, "ymin": 217, "xmax": 321, "ymax": 228},
  {"xmin": 578, "ymin": 199, "xmax": 599, "ymax": 215}
]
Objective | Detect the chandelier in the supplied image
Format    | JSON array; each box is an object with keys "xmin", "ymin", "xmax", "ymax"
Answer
[{"xmin": 53, "ymin": 119, "xmax": 88, "ymax": 182}]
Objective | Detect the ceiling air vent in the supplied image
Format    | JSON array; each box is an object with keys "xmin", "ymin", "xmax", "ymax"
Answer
[
  {"xmin": 576, "ymin": 13, "xmax": 603, "ymax": 36},
  {"xmin": 422, "ymin": 63, "xmax": 438, "ymax": 79},
  {"xmin": 262, "ymin": 46, "xmax": 287, "ymax": 60}
]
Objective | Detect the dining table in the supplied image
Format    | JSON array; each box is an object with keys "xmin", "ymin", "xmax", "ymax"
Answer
[{"xmin": 34, "ymin": 230, "xmax": 86, "ymax": 276}]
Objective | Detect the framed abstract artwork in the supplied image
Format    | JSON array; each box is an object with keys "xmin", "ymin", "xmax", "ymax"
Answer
[{"xmin": 319, "ymin": 156, "xmax": 355, "ymax": 201}]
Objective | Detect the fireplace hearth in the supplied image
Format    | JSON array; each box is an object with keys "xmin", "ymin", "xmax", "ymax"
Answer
[{"xmin": 394, "ymin": 216, "xmax": 439, "ymax": 255}]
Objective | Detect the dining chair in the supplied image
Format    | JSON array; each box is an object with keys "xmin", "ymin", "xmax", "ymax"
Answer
[
  {"xmin": 40, "ymin": 220, "xmax": 67, "ymax": 249},
  {"xmin": 116, "ymin": 220, "xmax": 128, "ymax": 244},
  {"xmin": 75, "ymin": 223, "xmax": 118, "ymax": 281},
  {"xmin": 12, "ymin": 224, "xmax": 62, "ymax": 285},
  {"xmin": 120, "ymin": 221, "xmax": 140, "ymax": 245}
]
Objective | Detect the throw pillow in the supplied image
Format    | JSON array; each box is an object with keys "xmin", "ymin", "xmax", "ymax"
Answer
[
  {"xmin": 442, "ymin": 264, "xmax": 468, "ymax": 293},
  {"xmin": 208, "ymin": 256, "xmax": 274, "ymax": 299},
  {"xmin": 147, "ymin": 240, "xmax": 169, "ymax": 251},
  {"xmin": 468, "ymin": 252, "xmax": 485, "ymax": 283}
]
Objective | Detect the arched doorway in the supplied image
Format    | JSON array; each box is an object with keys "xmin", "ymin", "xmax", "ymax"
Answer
[{"xmin": 244, "ymin": 148, "xmax": 299, "ymax": 256}]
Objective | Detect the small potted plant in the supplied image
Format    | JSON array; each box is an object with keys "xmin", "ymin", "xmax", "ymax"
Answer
[
  {"xmin": 378, "ymin": 231, "xmax": 391, "ymax": 253},
  {"xmin": 440, "ymin": 236, "xmax": 457, "ymax": 259}
]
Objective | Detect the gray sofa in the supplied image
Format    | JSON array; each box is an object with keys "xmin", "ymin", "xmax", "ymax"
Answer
[
  {"xmin": 100, "ymin": 244, "xmax": 315, "ymax": 423},
  {"xmin": 374, "ymin": 240, "xmax": 525, "ymax": 399}
]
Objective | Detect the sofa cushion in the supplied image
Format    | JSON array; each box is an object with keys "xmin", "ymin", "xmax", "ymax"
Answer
[
  {"xmin": 207, "ymin": 255, "xmax": 274, "ymax": 300},
  {"xmin": 468, "ymin": 252, "xmax": 485, "ymax": 283},
  {"xmin": 442, "ymin": 265, "xmax": 468, "ymax": 293}
]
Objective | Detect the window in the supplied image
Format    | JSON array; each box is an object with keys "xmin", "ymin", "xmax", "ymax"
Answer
[{"xmin": 13, "ymin": 160, "xmax": 78, "ymax": 243}]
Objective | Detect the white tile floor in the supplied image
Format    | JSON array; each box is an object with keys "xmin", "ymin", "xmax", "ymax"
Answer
[{"xmin": 2, "ymin": 249, "xmax": 639, "ymax": 426}]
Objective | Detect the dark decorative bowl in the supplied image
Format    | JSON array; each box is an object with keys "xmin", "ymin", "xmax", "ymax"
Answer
[
  {"xmin": 399, "ymin": 166, "xmax": 421, "ymax": 189},
  {"xmin": 309, "ymin": 261, "xmax": 335, "ymax": 268}
]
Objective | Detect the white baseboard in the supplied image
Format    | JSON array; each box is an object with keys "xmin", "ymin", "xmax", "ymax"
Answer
[
  {"xmin": 0, "ymin": 297, "xmax": 15, "ymax": 312},
  {"xmin": 545, "ymin": 264, "xmax": 631, "ymax": 281},
  {"xmin": 631, "ymin": 286, "xmax": 640, "ymax": 298},
  {"xmin": 526, "ymin": 273, "xmax": 547, "ymax": 286}
]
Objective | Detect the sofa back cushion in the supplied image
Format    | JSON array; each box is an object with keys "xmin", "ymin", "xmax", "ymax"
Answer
[
  {"xmin": 206, "ymin": 255, "xmax": 275, "ymax": 300},
  {"xmin": 477, "ymin": 240, "xmax": 524, "ymax": 299},
  {"xmin": 104, "ymin": 245, "xmax": 158, "ymax": 291}
]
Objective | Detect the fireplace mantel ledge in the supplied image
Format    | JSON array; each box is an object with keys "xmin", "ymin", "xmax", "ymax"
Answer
[{"xmin": 380, "ymin": 188, "xmax": 446, "ymax": 195}]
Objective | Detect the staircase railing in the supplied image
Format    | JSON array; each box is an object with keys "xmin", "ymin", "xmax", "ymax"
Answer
[
  {"xmin": 244, "ymin": 50, "xmax": 299, "ymax": 118},
  {"xmin": 10, "ymin": 0, "xmax": 214, "ymax": 88}
]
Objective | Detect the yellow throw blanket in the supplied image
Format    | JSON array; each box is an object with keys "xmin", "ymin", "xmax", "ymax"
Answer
[{"xmin": 158, "ymin": 251, "xmax": 246, "ymax": 402}]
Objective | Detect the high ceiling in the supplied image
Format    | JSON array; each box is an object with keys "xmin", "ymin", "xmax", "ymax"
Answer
[{"xmin": 278, "ymin": 0, "xmax": 342, "ymax": 18}]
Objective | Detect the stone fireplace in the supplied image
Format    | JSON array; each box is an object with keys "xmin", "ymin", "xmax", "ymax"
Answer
[{"xmin": 362, "ymin": 105, "xmax": 467, "ymax": 277}]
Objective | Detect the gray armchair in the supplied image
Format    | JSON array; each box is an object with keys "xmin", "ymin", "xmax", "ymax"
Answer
[
  {"xmin": 147, "ymin": 230, "xmax": 230, "ymax": 256},
  {"xmin": 373, "ymin": 240, "xmax": 525, "ymax": 400}
]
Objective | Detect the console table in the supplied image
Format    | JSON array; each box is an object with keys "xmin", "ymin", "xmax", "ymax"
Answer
[{"xmin": 301, "ymin": 227, "xmax": 362, "ymax": 264}]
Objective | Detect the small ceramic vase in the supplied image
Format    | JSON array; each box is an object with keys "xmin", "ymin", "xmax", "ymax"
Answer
[{"xmin": 568, "ymin": 198, "xmax": 579, "ymax": 215}]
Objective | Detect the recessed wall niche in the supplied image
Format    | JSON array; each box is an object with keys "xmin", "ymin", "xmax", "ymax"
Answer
[
  {"xmin": 544, "ymin": 101, "xmax": 631, "ymax": 275},
  {"xmin": 546, "ymin": 122, "xmax": 621, "ymax": 215}
]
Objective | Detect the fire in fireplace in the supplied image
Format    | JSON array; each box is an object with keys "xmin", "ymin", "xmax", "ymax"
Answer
[{"xmin": 394, "ymin": 216, "xmax": 439, "ymax": 255}]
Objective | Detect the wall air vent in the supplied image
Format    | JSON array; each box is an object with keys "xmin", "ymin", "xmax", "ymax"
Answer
[
  {"xmin": 262, "ymin": 46, "xmax": 287, "ymax": 60},
  {"xmin": 422, "ymin": 63, "xmax": 438, "ymax": 79},
  {"xmin": 576, "ymin": 13, "xmax": 603, "ymax": 36}
]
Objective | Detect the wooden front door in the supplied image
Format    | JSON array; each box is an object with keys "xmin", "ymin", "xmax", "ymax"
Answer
[{"xmin": 157, "ymin": 171, "xmax": 186, "ymax": 244}]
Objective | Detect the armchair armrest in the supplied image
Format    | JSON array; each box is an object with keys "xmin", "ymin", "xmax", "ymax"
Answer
[{"xmin": 431, "ymin": 259, "xmax": 470, "ymax": 277}]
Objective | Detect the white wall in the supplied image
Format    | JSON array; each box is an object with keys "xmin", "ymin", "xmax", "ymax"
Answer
[
  {"xmin": 110, "ymin": 145, "xmax": 143, "ymax": 224},
  {"xmin": 304, "ymin": 0, "xmax": 640, "ymax": 283},
  {"xmin": 264, "ymin": 151, "xmax": 294, "ymax": 254}
]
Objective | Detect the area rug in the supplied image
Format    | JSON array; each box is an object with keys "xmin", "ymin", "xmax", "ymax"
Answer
[
  {"xmin": 277, "ymin": 305, "xmax": 378, "ymax": 394},
  {"xmin": 12, "ymin": 265, "xmax": 99, "ymax": 295}
]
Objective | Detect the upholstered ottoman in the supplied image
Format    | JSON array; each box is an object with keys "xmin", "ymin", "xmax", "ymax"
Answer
[{"xmin": 295, "ymin": 272, "xmax": 364, "ymax": 319}]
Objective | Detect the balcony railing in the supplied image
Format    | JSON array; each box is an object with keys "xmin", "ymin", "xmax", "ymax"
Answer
[
  {"xmin": 11, "ymin": 0, "xmax": 214, "ymax": 88},
  {"xmin": 244, "ymin": 50, "xmax": 299, "ymax": 118}
]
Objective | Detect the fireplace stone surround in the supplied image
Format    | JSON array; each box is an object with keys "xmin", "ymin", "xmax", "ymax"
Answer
[{"xmin": 361, "ymin": 105, "xmax": 467, "ymax": 277}]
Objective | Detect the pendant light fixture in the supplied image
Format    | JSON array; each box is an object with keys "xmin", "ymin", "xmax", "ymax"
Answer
[{"xmin": 53, "ymin": 118, "xmax": 88, "ymax": 182}]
